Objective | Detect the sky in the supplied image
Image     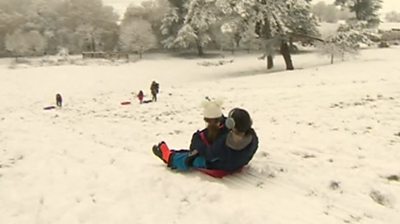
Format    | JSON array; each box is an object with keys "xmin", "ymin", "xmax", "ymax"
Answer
[{"xmin": 104, "ymin": 0, "xmax": 400, "ymax": 16}]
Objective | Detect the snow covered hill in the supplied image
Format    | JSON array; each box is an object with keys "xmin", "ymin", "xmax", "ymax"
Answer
[{"xmin": 1, "ymin": 48, "xmax": 400, "ymax": 224}]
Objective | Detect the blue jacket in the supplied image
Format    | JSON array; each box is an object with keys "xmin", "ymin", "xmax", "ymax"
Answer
[{"xmin": 190, "ymin": 129, "xmax": 259, "ymax": 172}]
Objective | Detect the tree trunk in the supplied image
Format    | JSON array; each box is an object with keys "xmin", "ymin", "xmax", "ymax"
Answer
[
  {"xmin": 264, "ymin": 17, "xmax": 274, "ymax": 69},
  {"xmin": 235, "ymin": 33, "xmax": 241, "ymax": 49},
  {"xmin": 331, "ymin": 54, "xmax": 334, "ymax": 64},
  {"xmin": 267, "ymin": 55, "xmax": 274, "ymax": 69},
  {"xmin": 289, "ymin": 37, "xmax": 295, "ymax": 53},
  {"xmin": 355, "ymin": 0, "xmax": 362, "ymax": 20},
  {"xmin": 355, "ymin": 9, "xmax": 362, "ymax": 21},
  {"xmin": 280, "ymin": 40, "xmax": 294, "ymax": 70},
  {"xmin": 197, "ymin": 44, "xmax": 204, "ymax": 56},
  {"xmin": 194, "ymin": 29, "xmax": 205, "ymax": 57},
  {"xmin": 90, "ymin": 35, "xmax": 96, "ymax": 52},
  {"xmin": 139, "ymin": 46, "xmax": 143, "ymax": 59},
  {"xmin": 256, "ymin": 0, "xmax": 275, "ymax": 70},
  {"xmin": 196, "ymin": 39, "xmax": 204, "ymax": 56}
]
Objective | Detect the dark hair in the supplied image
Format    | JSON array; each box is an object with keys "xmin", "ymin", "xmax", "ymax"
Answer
[{"xmin": 230, "ymin": 108, "xmax": 252, "ymax": 134}]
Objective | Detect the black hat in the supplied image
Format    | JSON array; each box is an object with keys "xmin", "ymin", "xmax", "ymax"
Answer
[{"xmin": 225, "ymin": 108, "xmax": 252, "ymax": 133}]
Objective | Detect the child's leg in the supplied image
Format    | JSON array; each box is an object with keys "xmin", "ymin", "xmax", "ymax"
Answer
[
  {"xmin": 192, "ymin": 156, "xmax": 206, "ymax": 168},
  {"xmin": 170, "ymin": 150, "xmax": 206, "ymax": 171}
]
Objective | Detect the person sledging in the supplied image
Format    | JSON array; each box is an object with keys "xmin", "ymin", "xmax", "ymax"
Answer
[
  {"xmin": 190, "ymin": 99, "xmax": 228, "ymax": 150},
  {"xmin": 152, "ymin": 107, "xmax": 259, "ymax": 174}
]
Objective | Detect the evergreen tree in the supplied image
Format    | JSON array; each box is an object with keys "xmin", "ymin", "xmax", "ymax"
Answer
[{"xmin": 335, "ymin": 0, "xmax": 382, "ymax": 26}]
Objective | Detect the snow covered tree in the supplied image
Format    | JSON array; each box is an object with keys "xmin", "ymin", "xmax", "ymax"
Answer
[
  {"xmin": 239, "ymin": 23, "xmax": 261, "ymax": 53},
  {"xmin": 4, "ymin": 30, "xmax": 27, "ymax": 58},
  {"xmin": 335, "ymin": 0, "xmax": 382, "ymax": 26},
  {"xmin": 284, "ymin": 0, "xmax": 320, "ymax": 50},
  {"xmin": 209, "ymin": 4, "xmax": 259, "ymax": 54},
  {"xmin": 122, "ymin": 0, "xmax": 169, "ymax": 48},
  {"xmin": 318, "ymin": 22, "xmax": 373, "ymax": 64},
  {"xmin": 252, "ymin": 0, "xmax": 297, "ymax": 70},
  {"xmin": 76, "ymin": 25, "xmax": 101, "ymax": 52},
  {"xmin": 58, "ymin": 0, "xmax": 119, "ymax": 53},
  {"xmin": 312, "ymin": 2, "xmax": 353, "ymax": 23},
  {"xmin": 317, "ymin": 42, "xmax": 344, "ymax": 64},
  {"xmin": 218, "ymin": 18, "xmax": 250, "ymax": 54},
  {"xmin": 313, "ymin": 2, "xmax": 335, "ymax": 22},
  {"xmin": 215, "ymin": 0, "xmax": 280, "ymax": 68},
  {"xmin": 1, "ymin": 0, "xmax": 119, "ymax": 56},
  {"xmin": 174, "ymin": 0, "xmax": 219, "ymax": 56},
  {"xmin": 160, "ymin": 0, "xmax": 187, "ymax": 49},
  {"xmin": 215, "ymin": 0, "xmax": 319, "ymax": 70},
  {"xmin": 5, "ymin": 29, "xmax": 47, "ymax": 58},
  {"xmin": 120, "ymin": 19, "xmax": 157, "ymax": 59}
]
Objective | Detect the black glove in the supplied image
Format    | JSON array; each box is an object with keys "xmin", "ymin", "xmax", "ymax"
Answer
[{"xmin": 185, "ymin": 150, "xmax": 199, "ymax": 167}]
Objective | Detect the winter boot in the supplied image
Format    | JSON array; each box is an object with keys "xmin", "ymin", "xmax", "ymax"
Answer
[{"xmin": 152, "ymin": 142, "xmax": 173, "ymax": 165}]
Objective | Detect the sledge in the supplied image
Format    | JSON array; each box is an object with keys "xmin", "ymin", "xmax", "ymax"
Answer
[
  {"xmin": 43, "ymin": 106, "xmax": 56, "ymax": 110},
  {"xmin": 197, "ymin": 166, "xmax": 243, "ymax": 178},
  {"xmin": 121, "ymin": 101, "xmax": 131, "ymax": 105},
  {"xmin": 159, "ymin": 142, "xmax": 240, "ymax": 178},
  {"xmin": 197, "ymin": 168, "xmax": 240, "ymax": 178}
]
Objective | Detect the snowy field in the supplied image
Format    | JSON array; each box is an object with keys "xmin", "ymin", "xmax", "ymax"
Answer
[
  {"xmin": 379, "ymin": 22, "xmax": 400, "ymax": 31},
  {"xmin": 1, "ymin": 48, "xmax": 400, "ymax": 224}
]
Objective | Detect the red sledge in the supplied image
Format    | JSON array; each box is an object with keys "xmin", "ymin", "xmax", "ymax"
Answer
[
  {"xmin": 197, "ymin": 168, "xmax": 240, "ymax": 178},
  {"xmin": 197, "ymin": 166, "xmax": 243, "ymax": 178},
  {"xmin": 121, "ymin": 101, "xmax": 131, "ymax": 105},
  {"xmin": 159, "ymin": 142, "xmax": 239, "ymax": 178}
]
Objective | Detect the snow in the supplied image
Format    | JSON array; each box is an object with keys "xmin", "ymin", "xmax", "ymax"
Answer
[
  {"xmin": 1, "ymin": 48, "xmax": 400, "ymax": 224},
  {"xmin": 379, "ymin": 22, "xmax": 400, "ymax": 31}
]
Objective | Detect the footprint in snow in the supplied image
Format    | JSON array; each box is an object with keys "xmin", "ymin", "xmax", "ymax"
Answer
[{"xmin": 329, "ymin": 181, "xmax": 341, "ymax": 191}]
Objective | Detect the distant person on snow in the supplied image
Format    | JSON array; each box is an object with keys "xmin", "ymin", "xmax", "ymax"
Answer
[
  {"xmin": 56, "ymin": 93, "xmax": 62, "ymax": 107},
  {"xmin": 137, "ymin": 90, "xmax": 144, "ymax": 104},
  {"xmin": 152, "ymin": 107, "xmax": 259, "ymax": 172},
  {"xmin": 150, "ymin": 81, "xmax": 159, "ymax": 102}
]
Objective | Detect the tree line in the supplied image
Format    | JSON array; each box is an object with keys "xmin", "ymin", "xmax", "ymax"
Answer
[{"xmin": 0, "ymin": 0, "xmax": 384, "ymax": 70}]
